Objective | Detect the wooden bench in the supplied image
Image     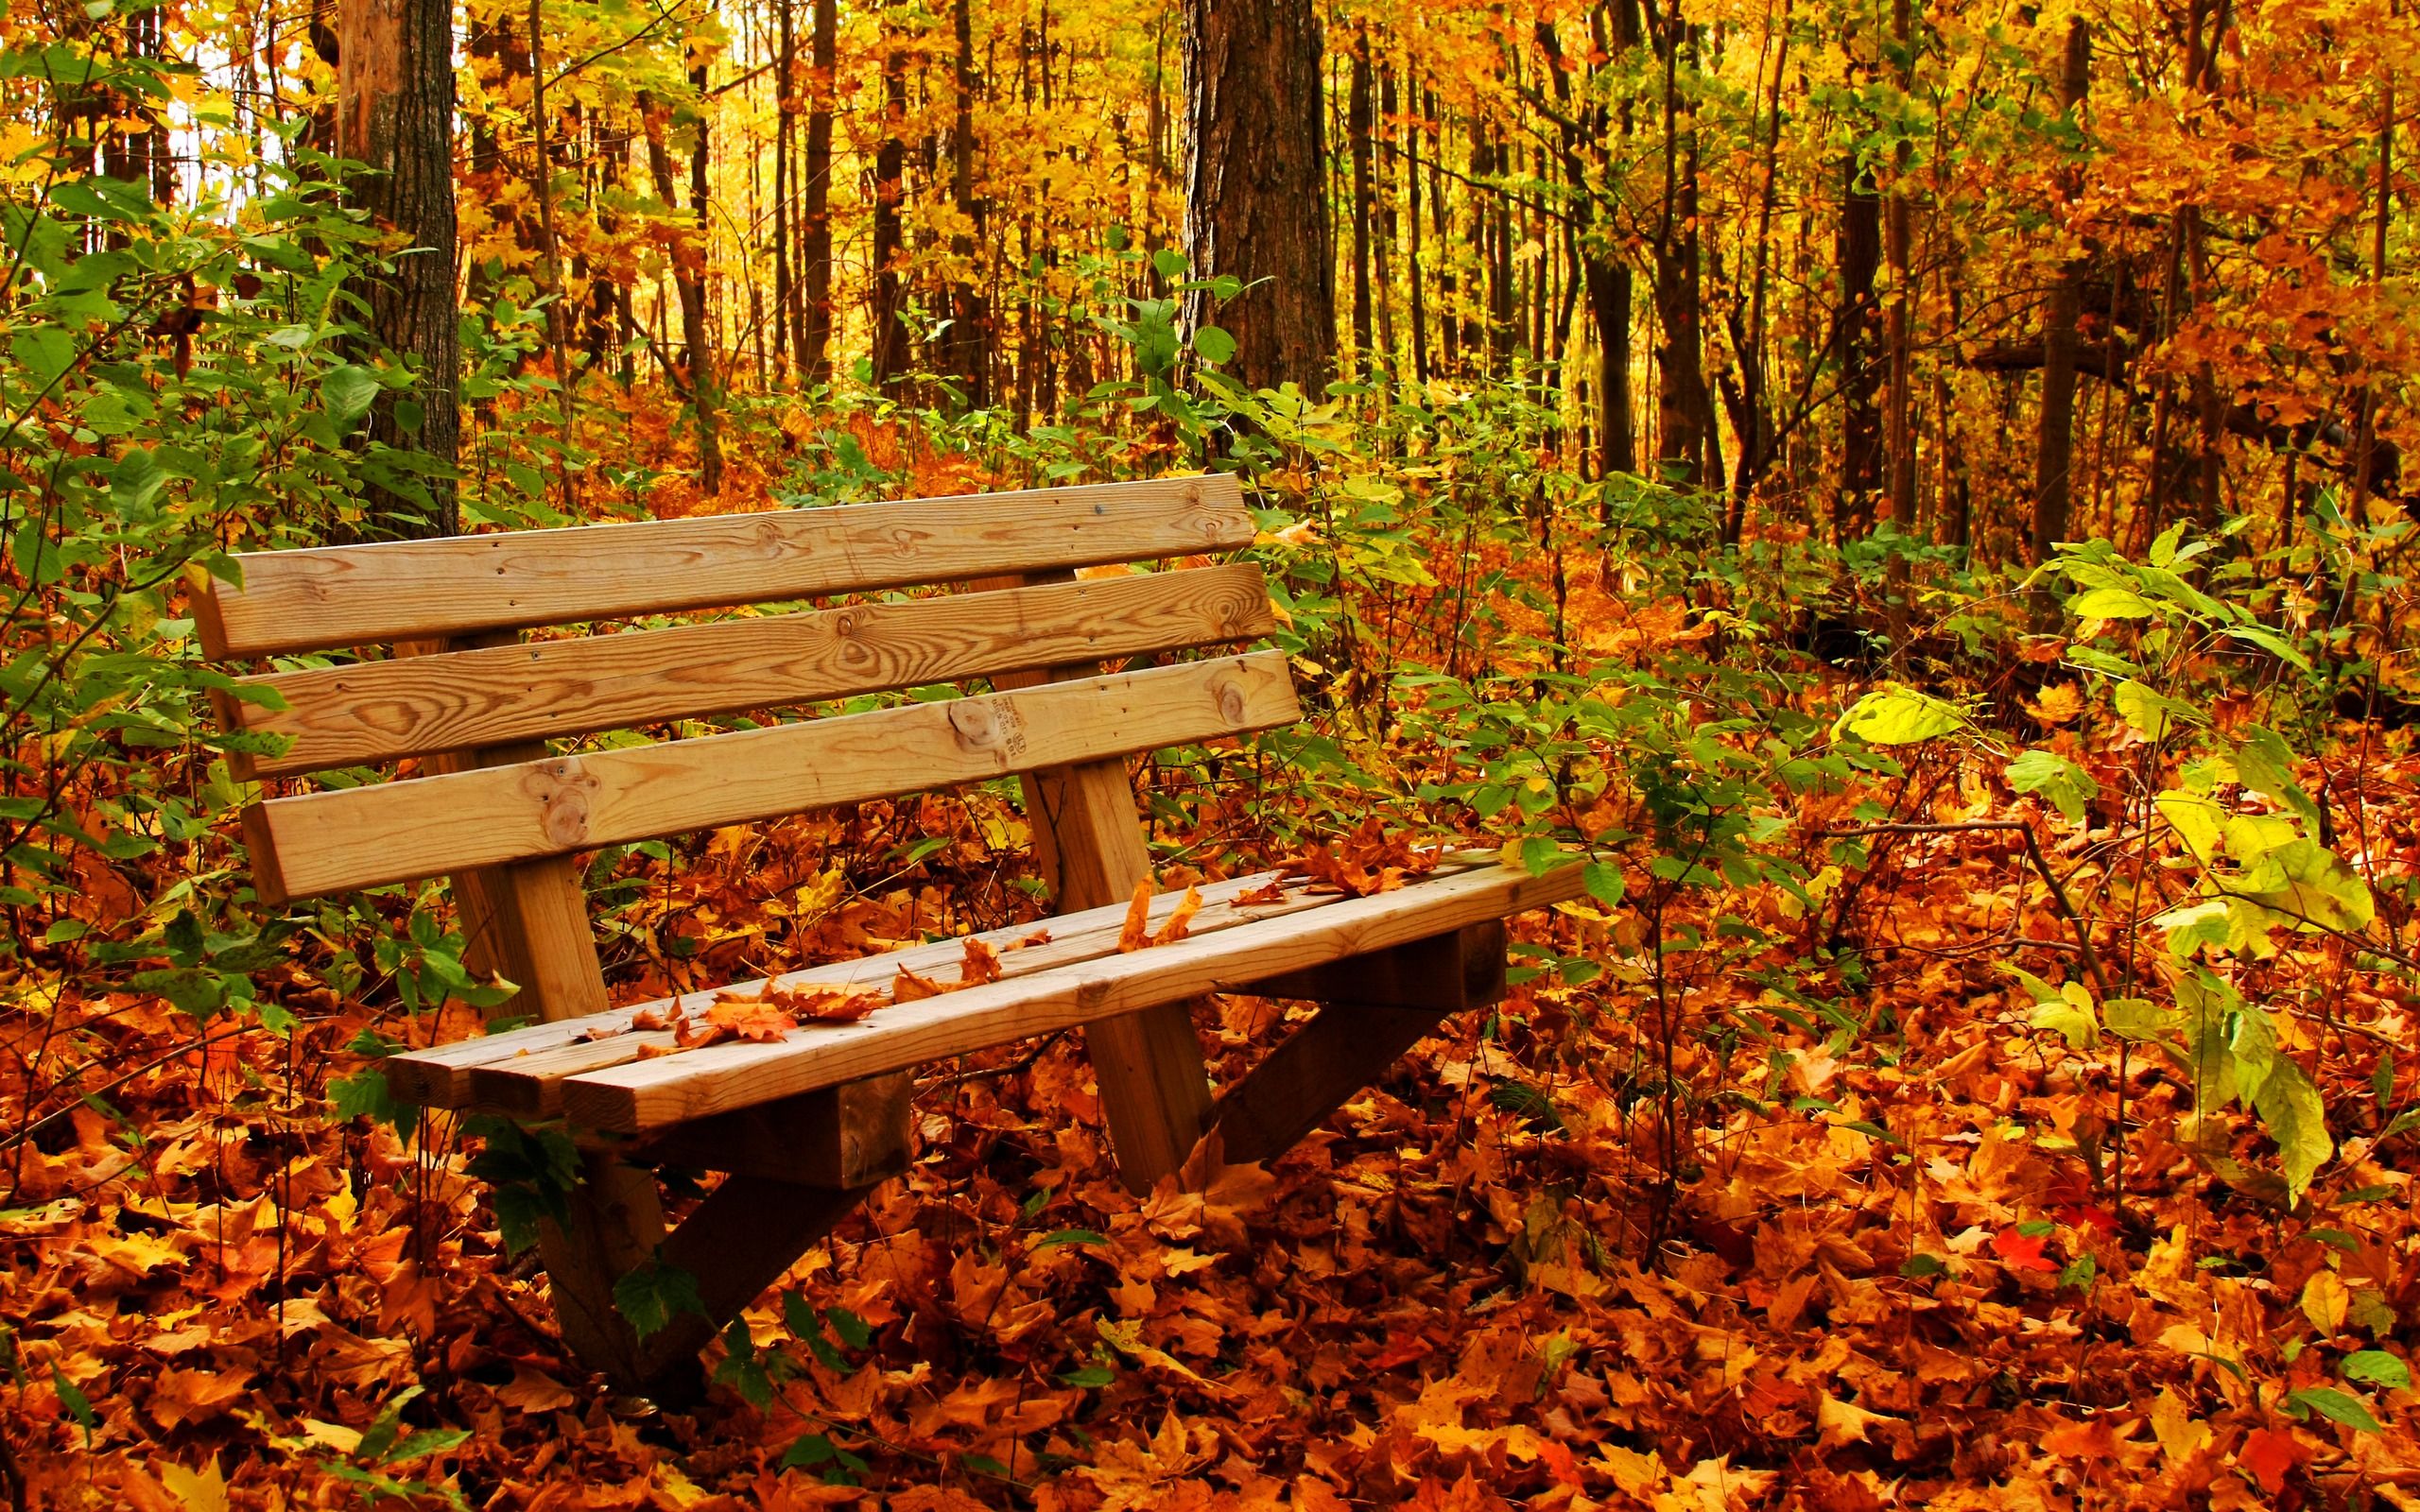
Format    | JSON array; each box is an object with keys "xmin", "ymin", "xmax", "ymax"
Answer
[{"xmin": 198, "ymin": 474, "xmax": 1582, "ymax": 1393}]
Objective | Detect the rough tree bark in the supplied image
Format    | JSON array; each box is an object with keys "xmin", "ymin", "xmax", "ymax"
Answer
[
  {"xmin": 1179, "ymin": 0, "xmax": 1337, "ymax": 391},
  {"xmin": 2029, "ymin": 18, "xmax": 2091, "ymax": 566},
  {"xmin": 642, "ymin": 83, "xmax": 722, "ymax": 495},
  {"xmin": 799, "ymin": 0, "xmax": 837, "ymax": 381},
  {"xmin": 336, "ymin": 0, "xmax": 459, "ymax": 539},
  {"xmin": 1837, "ymin": 155, "xmax": 1884, "ymax": 543},
  {"xmin": 946, "ymin": 0, "xmax": 990, "ymax": 406},
  {"xmin": 871, "ymin": 19, "xmax": 908, "ymax": 389}
]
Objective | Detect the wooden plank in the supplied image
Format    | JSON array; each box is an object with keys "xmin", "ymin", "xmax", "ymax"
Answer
[
  {"xmin": 629, "ymin": 1073, "xmax": 911, "ymax": 1184},
  {"xmin": 195, "ymin": 474, "xmax": 1253, "ymax": 658},
  {"xmin": 556, "ymin": 859, "xmax": 1586, "ymax": 1132},
  {"xmin": 1252, "ymin": 919, "xmax": 1507, "ymax": 1013},
  {"xmin": 246, "ymin": 651, "xmax": 1301, "ymax": 903},
  {"xmin": 386, "ymin": 856, "xmax": 1500, "ymax": 1109},
  {"xmin": 230, "ymin": 564, "xmax": 1276, "ymax": 779},
  {"xmin": 626, "ymin": 1175, "xmax": 880, "ymax": 1393},
  {"xmin": 1209, "ymin": 921, "xmax": 1509, "ymax": 1166},
  {"xmin": 1210, "ymin": 1004, "xmax": 1450, "ymax": 1166}
]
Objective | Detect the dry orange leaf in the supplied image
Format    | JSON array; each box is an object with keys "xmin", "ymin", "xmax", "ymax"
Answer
[
  {"xmin": 766, "ymin": 983, "xmax": 882, "ymax": 1023},
  {"xmin": 1151, "ymin": 885, "xmax": 1203, "ymax": 946},
  {"xmin": 680, "ymin": 995, "xmax": 798, "ymax": 1046},
  {"xmin": 1117, "ymin": 879, "xmax": 1155, "ymax": 953},
  {"xmin": 961, "ymin": 936, "xmax": 1004, "ymax": 985},
  {"xmin": 892, "ymin": 964, "xmax": 952, "ymax": 1003}
]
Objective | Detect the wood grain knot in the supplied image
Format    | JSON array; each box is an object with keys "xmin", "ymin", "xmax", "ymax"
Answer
[
  {"xmin": 524, "ymin": 758, "xmax": 597, "ymax": 847},
  {"xmin": 944, "ymin": 697, "xmax": 1028, "ymax": 764}
]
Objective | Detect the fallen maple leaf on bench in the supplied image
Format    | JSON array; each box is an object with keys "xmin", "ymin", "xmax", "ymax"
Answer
[
  {"xmin": 1117, "ymin": 881, "xmax": 1203, "ymax": 952},
  {"xmin": 1280, "ymin": 816, "xmax": 1443, "ymax": 897},
  {"xmin": 895, "ymin": 936, "xmax": 1006, "ymax": 1002},
  {"xmin": 676, "ymin": 996, "xmax": 799, "ymax": 1046}
]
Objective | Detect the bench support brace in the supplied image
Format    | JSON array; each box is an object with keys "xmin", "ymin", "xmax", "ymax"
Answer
[{"xmin": 1211, "ymin": 921, "xmax": 1506, "ymax": 1167}]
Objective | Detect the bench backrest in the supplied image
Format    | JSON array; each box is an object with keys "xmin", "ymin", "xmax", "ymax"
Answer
[{"xmin": 200, "ymin": 475, "xmax": 1298, "ymax": 910}]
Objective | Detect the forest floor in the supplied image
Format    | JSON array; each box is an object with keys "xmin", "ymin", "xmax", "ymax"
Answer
[{"xmin": 8, "ymin": 448, "xmax": 2420, "ymax": 1512}]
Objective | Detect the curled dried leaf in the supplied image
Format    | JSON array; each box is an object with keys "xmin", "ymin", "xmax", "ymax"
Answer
[
  {"xmin": 1151, "ymin": 885, "xmax": 1203, "ymax": 946},
  {"xmin": 961, "ymin": 936, "xmax": 1004, "ymax": 985},
  {"xmin": 766, "ymin": 984, "xmax": 881, "ymax": 1023},
  {"xmin": 1117, "ymin": 880, "xmax": 1155, "ymax": 953}
]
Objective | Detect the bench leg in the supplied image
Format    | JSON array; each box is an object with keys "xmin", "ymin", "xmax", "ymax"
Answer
[
  {"xmin": 1212, "ymin": 1003, "xmax": 1454, "ymax": 1165},
  {"xmin": 626, "ymin": 1176, "xmax": 882, "ymax": 1390},
  {"xmin": 1210, "ymin": 921, "xmax": 1508, "ymax": 1166},
  {"xmin": 576, "ymin": 1075, "xmax": 912, "ymax": 1397},
  {"xmin": 536, "ymin": 1154, "xmax": 670, "ymax": 1388},
  {"xmin": 1016, "ymin": 753, "xmax": 1216, "ymax": 1194}
]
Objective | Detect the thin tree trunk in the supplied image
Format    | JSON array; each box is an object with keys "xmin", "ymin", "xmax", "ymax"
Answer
[
  {"xmin": 1838, "ymin": 155, "xmax": 1884, "ymax": 542},
  {"xmin": 1348, "ymin": 37, "xmax": 1374, "ymax": 360},
  {"xmin": 642, "ymin": 84, "xmax": 721, "ymax": 493},
  {"xmin": 1884, "ymin": 0, "xmax": 1917, "ymax": 533},
  {"xmin": 872, "ymin": 20, "xmax": 909, "ymax": 389},
  {"xmin": 336, "ymin": 0, "xmax": 459, "ymax": 539},
  {"xmin": 773, "ymin": 0, "xmax": 795, "ymax": 378},
  {"xmin": 799, "ymin": 0, "xmax": 838, "ymax": 382},
  {"xmin": 947, "ymin": 0, "xmax": 990, "ymax": 405},
  {"xmin": 2028, "ymin": 19, "xmax": 2091, "ymax": 566}
]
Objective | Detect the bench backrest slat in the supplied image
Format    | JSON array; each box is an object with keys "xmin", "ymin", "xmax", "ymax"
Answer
[
  {"xmin": 196, "ymin": 475, "xmax": 1253, "ymax": 658},
  {"xmin": 229, "ymin": 563, "xmax": 1275, "ymax": 778},
  {"xmin": 243, "ymin": 651, "xmax": 1299, "ymax": 903}
]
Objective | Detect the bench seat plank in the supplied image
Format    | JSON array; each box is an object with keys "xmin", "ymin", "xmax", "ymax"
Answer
[
  {"xmin": 544, "ymin": 858, "xmax": 1582, "ymax": 1132},
  {"xmin": 394, "ymin": 862, "xmax": 1444, "ymax": 1114},
  {"xmin": 198, "ymin": 476, "xmax": 1253, "ymax": 658},
  {"xmin": 230, "ymin": 565, "xmax": 1277, "ymax": 778},
  {"xmin": 246, "ymin": 651, "xmax": 1299, "ymax": 902}
]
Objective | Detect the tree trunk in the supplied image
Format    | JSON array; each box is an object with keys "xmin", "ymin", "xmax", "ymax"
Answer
[
  {"xmin": 947, "ymin": 0, "xmax": 990, "ymax": 406},
  {"xmin": 872, "ymin": 21, "xmax": 909, "ymax": 389},
  {"xmin": 642, "ymin": 85, "xmax": 721, "ymax": 495},
  {"xmin": 337, "ymin": 0, "xmax": 459, "ymax": 539},
  {"xmin": 2028, "ymin": 19, "xmax": 2091, "ymax": 566},
  {"xmin": 1649, "ymin": 18, "xmax": 1706, "ymax": 485},
  {"xmin": 1348, "ymin": 38, "xmax": 1374, "ymax": 360},
  {"xmin": 1837, "ymin": 156, "xmax": 1884, "ymax": 542},
  {"xmin": 799, "ymin": 0, "xmax": 837, "ymax": 382},
  {"xmin": 1884, "ymin": 0, "xmax": 1918, "ymax": 534},
  {"xmin": 773, "ymin": 0, "xmax": 796, "ymax": 379},
  {"xmin": 1179, "ymin": 0, "xmax": 1337, "ymax": 391}
]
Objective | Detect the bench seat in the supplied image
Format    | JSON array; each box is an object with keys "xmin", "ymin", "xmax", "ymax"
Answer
[{"xmin": 389, "ymin": 853, "xmax": 1583, "ymax": 1133}]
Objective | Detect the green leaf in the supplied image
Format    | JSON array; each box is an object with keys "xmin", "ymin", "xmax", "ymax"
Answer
[
  {"xmin": 1582, "ymin": 860, "xmax": 1625, "ymax": 908},
  {"xmin": 1059, "ymin": 1364, "xmax": 1116, "ymax": 1387},
  {"xmin": 2114, "ymin": 679, "xmax": 2203, "ymax": 743},
  {"xmin": 1831, "ymin": 686, "xmax": 1971, "ymax": 746},
  {"xmin": 2102, "ymin": 998, "xmax": 2174, "ymax": 1041},
  {"xmin": 612, "ymin": 1261, "xmax": 705, "ymax": 1342},
  {"xmin": 53, "ymin": 1367, "xmax": 96, "ymax": 1444},
  {"xmin": 1191, "ymin": 324, "xmax": 1236, "ymax": 365},
  {"xmin": 1519, "ymin": 835, "xmax": 1563, "ymax": 877},
  {"xmin": 320, "ymin": 363, "xmax": 379, "ymax": 425},
  {"xmin": 2238, "ymin": 726, "xmax": 2323, "ymax": 832},
  {"xmin": 1034, "ymin": 1228, "xmax": 1109, "ymax": 1249},
  {"xmin": 2251, "ymin": 1056, "xmax": 2334, "ymax": 1203},
  {"xmin": 714, "ymin": 1318, "xmax": 774, "ymax": 1409},
  {"xmin": 1898, "ymin": 1252, "xmax": 1948, "ymax": 1279},
  {"xmin": 2343, "ymin": 1350, "xmax": 2411, "ymax": 1391},
  {"xmin": 2068, "ymin": 586, "xmax": 2160, "ymax": 620},
  {"xmin": 2288, "ymin": 1385, "xmax": 2382, "ymax": 1434},
  {"xmin": 823, "ymin": 1306, "xmax": 874, "ymax": 1350},
  {"xmin": 2007, "ymin": 749, "xmax": 2100, "ymax": 824}
]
